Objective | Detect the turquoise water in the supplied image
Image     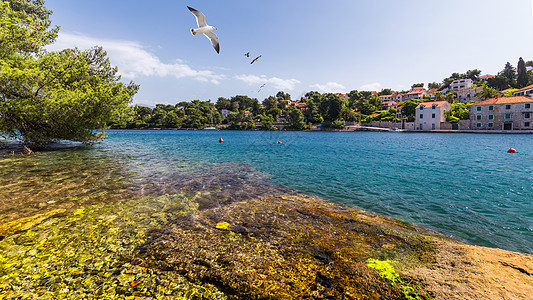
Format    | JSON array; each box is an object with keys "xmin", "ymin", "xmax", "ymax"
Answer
[{"xmin": 100, "ymin": 129, "xmax": 533, "ymax": 254}]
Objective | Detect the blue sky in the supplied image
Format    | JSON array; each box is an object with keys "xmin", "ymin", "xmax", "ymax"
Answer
[{"xmin": 45, "ymin": 0, "xmax": 533, "ymax": 106}]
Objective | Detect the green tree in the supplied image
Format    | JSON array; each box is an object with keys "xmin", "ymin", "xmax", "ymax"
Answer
[
  {"xmin": 400, "ymin": 99, "xmax": 423, "ymax": 121},
  {"xmin": 215, "ymin": 97, "xmax": 231, "ymax": 110},
  {"xmin": 262, "ymin": 96, "xmax": 278, "ymax": 110},
  {"xmin": 502, "ymin": 62, "xmax": 516, "ymax": 88},
  {"xmin": 516, "ymin": 57, "xmax": 528, "ymax": 88},
  {"xmin": 378, "ymin": 88, "xmax": 393, "ymax": 96},
  {"xmin": 304, "ymin": 100, "xmax": 323, "ymax": 124},
  {"xmin": 428, "ymin": 82, "xmax": 441, "ymax": 89},
  {"xmin": 325, "ymin": 93, "xmax": 345, "ymax": 121},
  {"xmin": 276, "ymin": 91, "xmax": 291, "ymax": 101},
  {"xmin": 411, "ymin": 83, "xmax": 424, "ymax": 89},
  {"xmin": 475, "ymin": 87, "xmax": 500, "ymax": 100},
  {"xmin": 465, "ymin": 69, "xmax": 482, "ymax": 82},
  {"xmin": 486, "ymin": 76, "xmax": 510, "ymax": 90},
  {"xmin": 286, "ymin": 106, "xmax": 306, "ymax": 129},
  {"xmin": 0, "ymin": 1, "xmax": 138, "ymax": 148}
]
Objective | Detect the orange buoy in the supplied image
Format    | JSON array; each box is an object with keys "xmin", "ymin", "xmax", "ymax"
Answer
[
  {"xmin": 507, "ymin": 147, "xmax": 516, "ymax": 153},
  {"xmin": 219, "ymin": 136, "xmax": 224, "ymax": 143}
]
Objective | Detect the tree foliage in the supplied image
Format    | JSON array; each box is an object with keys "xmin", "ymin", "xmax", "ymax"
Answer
[
  {"xmin": 0, "ymin": 0, "xmax": 138, "ymax": 148},
  {"xmin": 516, "ymin": 57, "xmax": 528, "ymax": 88}
]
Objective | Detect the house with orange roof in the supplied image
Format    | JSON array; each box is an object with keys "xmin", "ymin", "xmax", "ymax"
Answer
[
  {"xmin": 479, "ymin": 74, "xmax": 495, "ymax": 82},
  {"xmin": 513, "ymin": 84, "xmax": 533, "ymax": 97},
  {"xmin": 415, "ymin": 100, "xmax": 452, "ymax": 130},
  {"xmin": 426, "ymin": 89, "xmax": 440, "ymax": 99},
  {"xmin": 394, "ymin": 93, "xmax": 404, "ymax": 102},
  {"xmin": 378, "ymin": 94, "xmax": 393, "ymax": 102},
  {"xmin": 403, "ymin": 87, "xmax": 426, "ymax": 101},
  {"xmin": 380, "ymin": 100, "xmax": 397, "ymax": 110},
  {"xmin": 470, "ymin": 96, "xmax": 533, "ymax": 130},
  {"xmin": 334, "ymin": 93, "xmax": 349, "ymax": 99}
]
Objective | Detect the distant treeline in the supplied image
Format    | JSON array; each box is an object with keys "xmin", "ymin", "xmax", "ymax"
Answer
[{"xmin": 110, "ymin": 58, "xmax": 533, "ymax": 130}]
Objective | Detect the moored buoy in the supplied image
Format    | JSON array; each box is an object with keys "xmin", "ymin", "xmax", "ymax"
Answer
[
  {"xmin": 219, "ymin": 136, "xmax": 224, "ymax": 143},
  {"xmin": 507, "ymin": 147, "xmax": 516, "ymax": 153}
]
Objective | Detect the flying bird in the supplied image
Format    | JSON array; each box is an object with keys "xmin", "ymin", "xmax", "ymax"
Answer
[
  {"xmin": 257, "ymin": 83, "xmax": 266, "ymax": 93},
  {"xmin": 250, "ymin": 55, "xmax": 262, "ymax": 64},
  {"xmin": 245, "ymin": 52, "xmax": 250, "ymax": 57},
  {"xmin": 187, "ymin": 6, "xmax": 219, "ymax": 53}
]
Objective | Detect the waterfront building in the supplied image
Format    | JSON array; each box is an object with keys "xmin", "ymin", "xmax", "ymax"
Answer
[
  {"xmin": 415, "ymin": 100, "xmax": 452, "ymax": 130},
  {"xmin": 469, "ymin": 96, "xmax": 533, "ymax": 130}
]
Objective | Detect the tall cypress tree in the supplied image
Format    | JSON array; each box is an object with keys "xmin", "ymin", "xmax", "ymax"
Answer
[
  {"xmin": 502, "ymin": 62, "xmax": 516, "ymax": 88},
  {"xmin": 516, "ymin": 57, "xmax": 529, "ymax": 89}
]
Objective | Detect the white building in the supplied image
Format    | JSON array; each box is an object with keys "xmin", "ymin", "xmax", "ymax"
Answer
[
  {"xmin": 415, "ymin": 100, "xmax": 453, "ymax": 130},
  {"xmin": 513, "ymin": 84, "xmax": 533, "ymax": 97},
  {"xmin": 449, "ymin": 78, "xmax": 473, "ymax": 91}
]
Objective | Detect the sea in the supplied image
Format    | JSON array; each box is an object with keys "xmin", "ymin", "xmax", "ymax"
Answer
[{"xmin": 2, "ymin": 129, "xmax": 532, "ymax": 254}]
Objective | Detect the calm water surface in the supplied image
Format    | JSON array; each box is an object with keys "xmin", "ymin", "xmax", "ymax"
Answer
[{"xmin": 98, "ymin": 130, "xmax": 533, "ymax": 253}]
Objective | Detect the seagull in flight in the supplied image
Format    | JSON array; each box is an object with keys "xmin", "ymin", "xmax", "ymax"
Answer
[
  {"xmin": 187, "ymin": 6, "xmax": 219, "ymax": 54},
  {"xmin": 245, "ymin": 52, "xmax": 250, "ymax": 57},
  {"xmin": 250, "ymin": 55, "xmax": 262, "ymax": 64}
]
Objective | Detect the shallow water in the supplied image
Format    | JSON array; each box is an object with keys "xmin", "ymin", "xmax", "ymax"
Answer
[
  {"xmin": 98, "ymin": 130, "xmax": 533, "ymax": 254},
  {"xmin": 1, "ymin": 129, "xmax": 532, "ymax": 297}
]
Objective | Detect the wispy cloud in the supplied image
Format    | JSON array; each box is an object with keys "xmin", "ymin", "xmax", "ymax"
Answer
[
  {"xmin": 47, "ymin": 32, "xmax": 225, "ymax": 84},
  {"xmin": 234, "ymin": 74, "xmax": 301, "ymax": 90},
  {"xmin": 309, "ymin": 82, "xmax": 346, "ymax": 93},
  {"xmin": 359, "ymin": 82, "xmax": 382, "ymax": 91}
]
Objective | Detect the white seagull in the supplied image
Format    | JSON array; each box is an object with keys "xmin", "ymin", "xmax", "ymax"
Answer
[{"xmin": 187, "ymin": 6, "xmax": 219, "ymax": 54}]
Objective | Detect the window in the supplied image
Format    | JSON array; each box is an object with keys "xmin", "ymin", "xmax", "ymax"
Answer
[
  {"xmin": 525, "ymin": 113, "xmax": 531, "ymax": 118},
  {"xmin": 476, "ymin": 123, "xmax": 482, "ymax": 128},
  {"xmin": 420, "ymin": 114, "xmax": 423, "ymax": 119},
  {"xmin": 526, "ymin": 103, "xmax": 531, "ymax": 109},
  {"xmin": 505, "ymin": 104, "xmax": 511, "ymax": 109},
  {"xmin": 476, "ymin": 115, "xmax": 482, "ymax": 120},
  {"xmin": 505, "ymin": 114, "xmax": 511, "ymax": 119},
  {"xmin": 476, "ymin": 106, "xmax": 481, "ymax": 111},
  {"xmin": 488, "ymin": 122, "xmax": 493, "ymax": 128},
  {"xmin": 420, "ymin": 105, "xmax": 424, "ymax": 110},
  {"xmin": 488, "ymin": 114, "xmax": 494, "ymax": 120},
  {"xmin": 432, "ymin": 113, "xmax": 436, "ymax": 118},
  {"xmin": 432, "ymin": 123, "xmax": 436, "ymax": 130},
  {"xmin": 525, "ymin": 122, "xmax": 531, "ymax": 127},
  {"xmin": 489, "ymin": 106, "xmax": 494, "ymax": 111},
  {"xmin": 432, "ymin": 104, "xmax": 436, "ymax": 109}
]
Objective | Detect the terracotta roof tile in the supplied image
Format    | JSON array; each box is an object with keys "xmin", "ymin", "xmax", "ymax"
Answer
[
  {"xmin": 470, "ymin": 96, "xmax": 533, "ymax": 106},
  {"xmin": 514, "ymin": 84, "xmax": 533, "ymax": 92},
  {"xmin": 418, "ymin": 100, "xmax": 448, "ymax": 108}
]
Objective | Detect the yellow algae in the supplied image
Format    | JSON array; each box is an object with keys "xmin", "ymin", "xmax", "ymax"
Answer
[
  {"xmin": 72, "ymin": 207, "xmax": 85, "ymax": 215},
  {"xmin": 0, "ymin": 209, "xmax": 65, "ymax": 237},
  {"xmin": 215, "ymin": 222, "xmax": 231, "ymax": 230}
]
